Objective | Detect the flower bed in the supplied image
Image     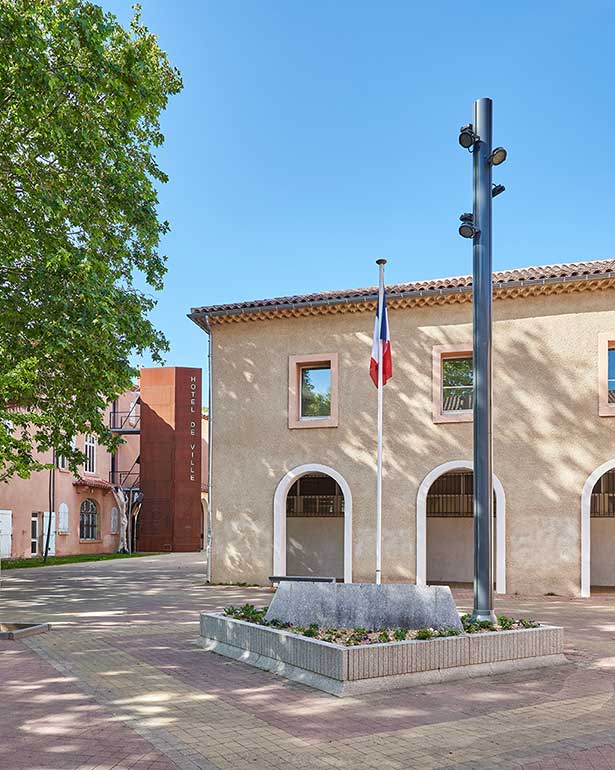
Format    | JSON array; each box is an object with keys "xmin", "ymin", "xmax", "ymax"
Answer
[
  {"xmin": 200, "ymin": 606, "xmax": 565, "ymax": 696},
  {"xmin": 222, "ymin": 603, "xmax": 539, "ymax": 646}
]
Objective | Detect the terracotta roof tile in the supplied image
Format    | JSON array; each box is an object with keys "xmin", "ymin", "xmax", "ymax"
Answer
[
  {"xmin": 73, "ymin": 478, "xmax": 113, "ymax": 491},
  {"xmin": 191, "ymin": 259, "xmax": 615, "ymax": 318}
]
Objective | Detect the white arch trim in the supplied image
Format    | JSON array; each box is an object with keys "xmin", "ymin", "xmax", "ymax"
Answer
[
  {"xmin": 580, "ymin": 458, "xmax": 615, "ymax": 598},
  {"xmin": 273, "ymin": 463, "xmax": 353, "ymax": 583},
  {"xmin": 416, "ymin": 460, "xmax": 506, "ymax": 595}
]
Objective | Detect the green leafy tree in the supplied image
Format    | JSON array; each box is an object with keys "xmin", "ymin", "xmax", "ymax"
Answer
[
  {"xmin": 0, "ymin": 1, "xmax": 182, "ymax": 479},
  {"xmin": 301, "ymin": 369, "xmax": 331, "ymax": 417}
]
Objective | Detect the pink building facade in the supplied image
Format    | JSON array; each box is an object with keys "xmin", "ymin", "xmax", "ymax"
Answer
[
  {"xmin": 0, "ymin": 389, "xmax": 138, "ymax": 559},
  {"xmin": 0, "ymin": 367, "xmax": 207, "ymax": 560}
]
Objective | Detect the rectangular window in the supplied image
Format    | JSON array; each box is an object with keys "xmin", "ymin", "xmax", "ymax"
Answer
[
  {"xmin": 31, "ymin": 513, "xmax": 39, "ymax": 555},
  {"xmin": 84, "ymin": 434, "xmax": 96, "ymax": 474},
  {"xmin": 442, "ymin": 356, "xmax": 473, "ymax": 412},
  {"xmin": 300, "ymin": 366, "xmax": 332, "ymax": 419},
  {"xmin": 288, "ymin": 353, "xmax": 339, "ymax": 429},
  {"xmin": 598, "ymin": 333, "xmax": 615, "ymax": 417},
  {"xmin": 608, "ymin": 349, "xmax": 615, "ymax": 404},
  {"xmin": 432, "ymin": 344, "xmax": 473, "ymax": 423},
  {"xmin": 57, "ymin": 437, "xmax": 75, "ymax": 471}
]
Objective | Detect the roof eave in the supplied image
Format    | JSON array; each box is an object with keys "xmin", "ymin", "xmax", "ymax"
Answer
[{"xmin": 189, "ymin": 269, "xmax": 615, "ymax": 327}]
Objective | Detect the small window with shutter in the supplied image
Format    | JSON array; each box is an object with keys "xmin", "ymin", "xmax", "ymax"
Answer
[
  {"xmin": 58, "ymin": 503, "xmax": 69, "ymax": 533},
  {"xmin": 110, "ymin": 506, "xmax": 119, "ymax": 534}
]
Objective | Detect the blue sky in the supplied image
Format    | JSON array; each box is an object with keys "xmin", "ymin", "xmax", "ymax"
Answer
[{"xmin": 102, "ymin": 1, "xmax": 615, "ymax": 373}]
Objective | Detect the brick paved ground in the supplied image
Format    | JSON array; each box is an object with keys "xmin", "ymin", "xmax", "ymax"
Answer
[{"xmin": 2, "ymin": 554, "xmax": 615, "ymax": 769}]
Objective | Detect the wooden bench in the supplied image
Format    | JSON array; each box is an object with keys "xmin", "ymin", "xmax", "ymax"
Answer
[{"xmin": 268, "ymin": 575, "xmax": 337, "ymax": 586}]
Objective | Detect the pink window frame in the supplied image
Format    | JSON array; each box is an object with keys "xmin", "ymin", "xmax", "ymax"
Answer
[{"xmin": 288, "ymin": 353, "xmax": 339, "ymax": 429}]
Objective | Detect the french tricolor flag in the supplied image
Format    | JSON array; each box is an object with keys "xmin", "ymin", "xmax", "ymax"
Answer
[{"xmin": 369, "ymin": 290, "xmax": 392, "ymax": 387}]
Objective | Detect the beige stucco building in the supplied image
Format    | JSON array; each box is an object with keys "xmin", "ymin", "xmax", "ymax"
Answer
[{"xmin": 190, "ymin": 260, "xmax": 615, "ymax": 597}]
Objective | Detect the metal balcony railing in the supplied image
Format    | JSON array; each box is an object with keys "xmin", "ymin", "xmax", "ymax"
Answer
[
  {"xmin": 109, "ymin": 409, "xmax": 141, "ymax": 433},
  {"xmin": 109, "ymin": 470, "xmax": 140, "ymax": 489},
  {"xmin": 286, "ymin": 494, "xmax": 344, "ymax": 517},
  {"xmin": 591, "ymin": 492, "xmax": 615, "ymax": 517}
]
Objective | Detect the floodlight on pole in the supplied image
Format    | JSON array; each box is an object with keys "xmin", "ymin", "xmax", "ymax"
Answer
[
  {"xmin": 459, "ymin": 124, "xmax": 478, "ymax": 149},
  {"xmin": 489, "ymin": 146, "xmax": 507, "ymax": 166},
  {"xmin": 459, "ymin": 213, "xmax": 479, "ymax": 239}
]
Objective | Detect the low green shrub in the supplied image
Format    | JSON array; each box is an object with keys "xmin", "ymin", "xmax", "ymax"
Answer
[
  {"xmin": 497, "ymin": 614, "xmax": 514, "ymax": 630},
  {"xmin": 224, "ymin": 604, "xmax": 268, "ymax": 623},
  {"xmin": 221, "ymin": 607, "xmax": 540, "ymax": 644},
  {"xmin": 348, "ymin": 627, "xmax": 368, "ymax": 645},
  {"xmin": 438, "ymin": 625, "xmax": 461, "ymax": 637},
  {"xmin": 302, "ymin": 623, "xmax": 320, "ymax": 638},
  {"xmin": 321, "ymin": 627, "xmax": 340, "ymax": 643},
  {"xmin": 415, "ymin": 627, "xmax": 435, "ymax": 640},
  {"xmin": 519, "ymin": 618, "xmax": 539, "ymax": 629}
]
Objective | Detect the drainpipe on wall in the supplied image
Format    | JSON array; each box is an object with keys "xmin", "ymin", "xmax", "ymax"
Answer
[
  {"xmin": 205, "ymin": 321, "xmax": 213, "ymax": 584},
  {"xmin": 43, "ymin": 449, "xmax": 56, "ymax": 562}
]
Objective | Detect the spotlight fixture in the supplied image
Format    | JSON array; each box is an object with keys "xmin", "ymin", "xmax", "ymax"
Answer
[
  {"xmin": 458, "ymin": 213, "xmax": 479, "ymax": 239},
  {"xmin": 491, "ymin": 183, "xmax": 505, "ymax": 198},
  {"xmin": 458, "ymin": 124, "xmax": 477, "ymax": 149},
  {"xmin": 489, "ymin": 146, "xmax": 507, "ymax": 166}
]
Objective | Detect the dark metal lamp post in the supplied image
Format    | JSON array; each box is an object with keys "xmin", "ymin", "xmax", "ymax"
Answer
[{"xmin": 458, "ymin": 97, "xmax": 507, "ymax": 623}]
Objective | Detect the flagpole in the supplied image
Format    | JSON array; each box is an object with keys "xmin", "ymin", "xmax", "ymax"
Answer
[{"xmin": 375, "ymin": 258, "xmax": 386, "ymax": 585}]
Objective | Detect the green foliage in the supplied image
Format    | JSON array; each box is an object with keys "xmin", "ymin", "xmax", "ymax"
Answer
[
  {"xmin": 377, "ymin": 630, "xmax": 390, "ymax": 643},
  {"xmin": 519, "ymin": 618, "xmax": 539, "ymax": 629},
  {"xmin": 0, "ymin": 1, "xmax": 182, "ymax": 479},
  {"xmin": 301, "ymin": 623, "xmax": 320, "ymax": 638},
  {"xmin": 347, "ymin": 626, "xmax": 368, "ymax": 645},
  {"xmin": 300, "ymin": 368, "xmax": 331, "ymax": 417},
  {"xmin": 442, "ymin": 357, "xmax": 473, "ymax": 387},
  {"xmin": 224, "ymin": 604, "xmax": 268, "ymax": 624},
  {"xmin": 460, "ymin": 614, "xmax": 473, "ymax": 631},
  {"xmin": 393, "ymin": 628, "xmax": 408, "ymax": 641},
  {"xmin": 415, "ymin": 627, "xmax": 435, "ymax": 640},
  {"xmin": 267, "ymin": 618, "xmax": 291, "ymax": 629},
  {"xmin": 438, "ymin": 625, "xmax": 461, "ymax": 637},
  {"xmin": 321, "ymin": 627, "xmax": 340, "ymax": 643},
  {"xmin": 460, "ymin": 615, "xmax": 494, "ymax": 633},
  {"xmin": 477, "ymin": 620, "xmax": 495, "ymax": 631},
  {"xmin": 497, "ymin": 614, "xmax": 514, "ymax": 630},
  {"xmin": 460, "ymin": 613, "xmax": 539, "ymax": 633}
]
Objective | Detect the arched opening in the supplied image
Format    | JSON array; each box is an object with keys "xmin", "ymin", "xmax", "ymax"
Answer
[
  {"xmin": 286, "ymin": 473, "xmax": 344, "ymax": 580},
  {"xmin": 580, "ymin": 459, "xmax": 615, "ymax": 597},
  {"xmin": 416, "ymin": 460, "xmax": 506, "ymax": 594},
  {"xmin": 273, "ymin": 463, "xmax": 352, "ymax": 583},
  {"xmin": 426, "ymin": 470, "xmax": 496, "ymax": 587},
  {"xmin": 588, "ymin": 465, "xmax": 615, "ymax": 592}
]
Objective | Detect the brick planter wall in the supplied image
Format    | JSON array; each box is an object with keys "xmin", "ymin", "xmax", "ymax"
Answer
[{"xmin": 200, "ymin": 613, "xmax": 566, "ymax": 696}]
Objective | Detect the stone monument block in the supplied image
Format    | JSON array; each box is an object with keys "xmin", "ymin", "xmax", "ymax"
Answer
[{"xmin": 264, "ymin": 582, "xmax": 463, "ymax": 631}]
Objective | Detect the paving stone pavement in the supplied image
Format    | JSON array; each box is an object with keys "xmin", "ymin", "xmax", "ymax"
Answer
[{"xmin": 3, "ymin": 554, "xmax": 615, "ymax": 769}]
